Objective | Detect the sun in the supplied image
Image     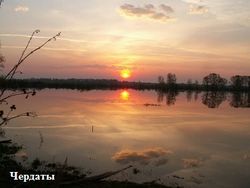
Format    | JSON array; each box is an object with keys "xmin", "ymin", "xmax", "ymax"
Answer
[{"xmin": 120, "ymin": 69, "xmax": 131, "ymax": 79}]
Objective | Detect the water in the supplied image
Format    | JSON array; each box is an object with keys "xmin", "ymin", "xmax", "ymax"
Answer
[{"xmin": 2, "ymin": 89, "xmax": 250, "ymax": 188}]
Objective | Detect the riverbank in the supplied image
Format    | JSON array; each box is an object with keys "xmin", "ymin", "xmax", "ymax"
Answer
[
  {"xmin": 0, "ymin": 141, "xmax": 173, "ymax": 188},
  {"xmin": 1, "ymin": 78, "xmax": 250, "ymax": 92}
]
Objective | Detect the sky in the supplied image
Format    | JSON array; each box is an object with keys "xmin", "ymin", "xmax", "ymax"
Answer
[{"xmin": 0, "ymin": 0, "xmax": 250, "ymax": 82}]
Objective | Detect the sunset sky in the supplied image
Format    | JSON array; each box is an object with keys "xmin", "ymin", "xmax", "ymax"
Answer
[{"xmin": 0, "ymin": 0, "xmax": 249, "ymax": 82}]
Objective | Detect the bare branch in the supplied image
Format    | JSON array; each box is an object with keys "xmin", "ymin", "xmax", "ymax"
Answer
[
  {"xmin": 0, "ymin": 30, "xmax": 60, "ymax": 100},
  {"xmin": 0, "ymin": 90, "xmax": 35, "ymax": 104},
  {"xmin": 5, "ymin": 31, "xmax": 61, "ymax": 80},
  {"xmin": 0, "ymin": 30, "xmax": 60, "ymax": 127},
  {"xmin": 5, "ymin": 30, "xmax": 40, "ymax": 79},
  {"xmin": 0, "ymin": 112, "xmax": 37, "ymax": 126}
]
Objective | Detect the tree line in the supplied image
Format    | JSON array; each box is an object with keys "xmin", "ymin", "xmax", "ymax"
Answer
[
  {"xmin": 1, "ymin": 73, "xmax": 249, "ymax": 92},
  {"xmin": 158, "ymin": 73, "xmax": 250, "ymax": 91}
]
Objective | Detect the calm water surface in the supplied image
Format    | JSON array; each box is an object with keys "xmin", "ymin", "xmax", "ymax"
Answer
[{"xmin": 3, "ymin": 89, "xmax": 250, "ymax": 188}]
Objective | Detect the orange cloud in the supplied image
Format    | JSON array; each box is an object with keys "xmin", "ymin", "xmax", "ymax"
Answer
[
  {"xmin": 159, "ymin": 4, "xmax": 174, "ymax": 14},
  {"xmin": 119, "ymin": 4, "xmax": 174, "ymax": 22},
  {"xmin": 189, "ymin": 4, "xmax": 208, "ymax": 14}
]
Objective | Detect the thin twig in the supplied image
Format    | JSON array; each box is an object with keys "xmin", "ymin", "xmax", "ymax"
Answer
[
  {"xmin": 5, "ymin": 32, "xmax": 61, "ymax": 80},
  {"xmin": 5, "ymin": 30, "xmax": 40, "ymax": 79},
  {"xmin": 0, "ymin": 30, "xmax": 60, "ymax": 99},
  {"xmin": 0, "ymin": 91, "xmax": 34, "ymax": 103},
  {"xmin": 0, "ymin": 112, "xmax": 36, "ymax": 126}
]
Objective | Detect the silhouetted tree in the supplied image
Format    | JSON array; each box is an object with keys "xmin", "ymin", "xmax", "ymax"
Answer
[
  {"xmin": 202, "ymin": 91, "xmax": 226, "ymax": 108},
  {"xmin": 231, "ymin": 75, "xmax": 250, "ymax": 89},
  {"xmin": 166, "ymin": 73, "xmax": 177, "ymax": 85},
  {"xmin": 187, "ymin": 79, "xmax": 192, "ymax": 85},
  {"xmin": 203, "ymin": 73, "xmax": 227, "ymax": 90},
  {"xmin": 230, "ymin": 75, "xmax": 244, "ymax": 89},
  {"xmin": 158, "ymin": 75, "xmax": 165, "ymax": 89},
  {"xmin": 166, "ymin": 73, "xmax": 177, "ymax": 90},
  {"xmin": 158, "ymin": 76, "xmax": 165, "ymax": 84}
]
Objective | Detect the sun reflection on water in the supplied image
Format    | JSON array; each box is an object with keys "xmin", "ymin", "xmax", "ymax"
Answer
[{"xmin": 120, "ymin": 90, "xmax": 130, "ymax": 101}]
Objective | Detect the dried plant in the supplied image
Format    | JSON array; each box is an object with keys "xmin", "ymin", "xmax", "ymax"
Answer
[{"xmin": 0, "ymin": 30, "xmax": 61, "ymax": 126}]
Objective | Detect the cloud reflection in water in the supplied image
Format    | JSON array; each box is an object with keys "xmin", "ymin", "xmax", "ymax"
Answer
[{"xmin": 112, "ymin": 147, "xmax": 172, "ymax": 166}]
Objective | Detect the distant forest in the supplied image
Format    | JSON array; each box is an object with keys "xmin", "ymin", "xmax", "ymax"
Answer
[{"xmin": 0, "ymin": 73, "xmax": 249, "ymax": 92}]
